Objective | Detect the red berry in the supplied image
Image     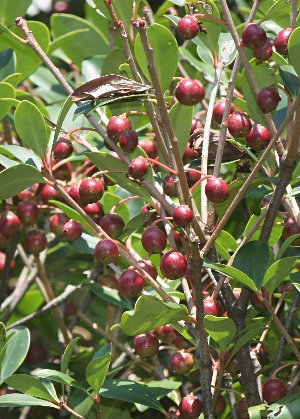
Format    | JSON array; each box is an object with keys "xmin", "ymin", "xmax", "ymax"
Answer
[
  {"xmin": 79, "ymin": 177, "xmax": 104, "ymax": 205},
  {"xmin": 0, "ymin": 211, "xmax": 21, "ymax": 237},
  {"xmin": 227, "ymin": 111, "xmax": 252, "ymax": 138},
  {"xmin": 68, "ymin": 184, "xmax": 82, "ymax": 205},
  {"xmin": 174, "ymin": 330, "xmax": 192, "ymax": 350},
  {"xmin": 53, "ymin": 161, "xmax": 73, "ymax": 182},
  {"xmin": 137, "ymin": 259, "xmax": 158, "ymax": 279},
  {"xmin": 155, "ymin": 325, "xmax": 174, "ymax": 344},
  {"xmin": 54, "ymin": 137, "xmax": 73, "ymax": 159},
  {"xmin": 41, "ymin": 184, "xmax": 61, "ymax": 204},
  {"xmin": 26, "ymin": 344, "xmax": 47, "ymax": 364},
  {"xmin": 186, "ymin": 169, "xmax": 201, "ymax": 187},
  {"xmin": 274, "ymin": 28, "xmax": 293, "ymax": 55},
  {"xmin": 139, "ymin": 138, "xmax": 158, "ymax": 159},
  {"xmin": 253, "ymin": 41, "xmax": 273, "ymax": 63},
  {"xmin": 213, "ymin": 99, "xmax": 234, "ymax": 125},
  {"xmin": 175, "ymin": 79, "xmax": 205, "ymax": 106},
  {"xmin": 17, "ymin": 201, "xmax": 40, "ymax": 226},
  {"xmin": 53, "ymin": 1, "xmax": 72, "ymax": 13},
  {"xmin": 107, "ymin": 115, "xmax": 132, "ymax": 140},
  {"xmin": 203, "ymin": 296, "xmax": 222, "ymax": 316},
  {"xmin": 237, "ymin": 399, "xmax": 249, "ymax": 419},
  {"xmin": 242, "ymin": 23, "xmax": 267, "ymax": 50},
  {"xmin": 50, "ymin": 213, "xmax": 70, "ymax": 236},
  {"xmin": 262, "ymin": 379, "xmax": 286, "ymax": 404},
  {"xmin": 119, "ymin": 269, "xmax": 145, "ymax": 297},
  {"xmin": 177, "ymin": 15, "xmax": 199, "ymax": 40},
  {"xmin": 119, "ymin": 130, "xmax": 139, "ymax": 153},
  {"xmin": 25, "ymin": 229, "xmax": 47, "ymax": 254},
  {"xmin": 142, "ymin": 226, "xmax": 167, "ymax": 254},
  {"xmin": 160, "ymin": 250, "xmax": 187, "ymax": 280},
  {"xmin": 163, "ymin": 174, "xmax": 178, "ymax": 197},
  {"xmin": 133, "ymin": 332, "xmax": 159, "ymax": 358},
  {"xmin": 62, "ymin": 220, "xmax": 82, "ymax": 241},
  {"xmin": 179, "ymin": 395, "xmax": 202, "ymax": 418},
  {"xmin": 173, "ymin": 205, "xmax": 193, "ymax": 227},
  {"xmin": 245, "ymin": 124, "xmax": 271, "ymax": 151},
  {"xmin": 214, "ymin": 394, "xmax": 226, "ymax": 416},
  {"xmin": 205, "ymin": 178, "xmax": 230, "ymax": 204},
  {"xmin": 99, "ymin": 214, "xmax": 125, "ymax": 239},
  {"xmin": 257, "ymin": 87, "xmax": 281, "ymax": 113},
  {"xmin": 171, "ymin": 350, "xmax": 194, "ymax": 375},
  {"xmin": 94, "ymin": 238, "xmax": 119, "ymax": 263},
  {"xmin": 249, "ymin": 289, "xmax": 269, "ymax": 311},
  {"xmin": 0, "ymin": 251, "xmax": 16, "ymax": 272},
  {"xmin": 128, "ymin": 157, "xmax": 148, "ymax": 178},
  {"xmin": 82, "ymin": 202, "xmax": 103, "ymax": 223},
  {"xmin": 282, "ymin": 223, "xmax": 300, "ymax": 245},
  {"xmin": 182, "ymin": 143, "xmax": 198, "ymax": 164}
]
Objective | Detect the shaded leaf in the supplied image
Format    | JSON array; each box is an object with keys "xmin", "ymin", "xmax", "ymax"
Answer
[
  {"xmin": 52, "ymin": 96, "xmax": 74, "ymax": 152},
  {"xmin": 89, "ymin": 283, "xmax": 132, "ymax": 310},
  {"xmin": 5, "ymin": 375, "xmax": 59, "ymax": 402},
  {"xmin": 0, "ymin": 145, "xmax": 42, "ymax": 170},
  {"xmin": 279, "ymin": 65, "xmax": 300, "ymax": 97},
  {"xmin": 0, "ymin": 81, "xmax": 15, "ymax": 118},
  {"xmin": 61, "ymin": 337, "xmax": 81, "ymax": 374},
  {"xmin": 0, "ymin": 323, "xmax": 6, "ymax": 352},
  {"xmin": 276, "ymin": 234, "xmax": 300, "ymax": 260},
  {"xmin": 0, "ymin": 49, "xmax": 15, "ymax": 81},
  {"xmin": 0, "ymin": 394, "xmax": 60, "ymax": 408},
  {"xmin": 231, "ymin": 322, "xmax": 267, "ymax": 358},
  {"xmin": 169, "ymin": 102, "xmax": 194, "ymax": 157},
  {"xmin": 263, "ymin": 257, "xmax": 299, "ymax": 295},
  {"xmin": 204, "ymin": 315, "xmax": 236, "ymax": 350},
  {"xmin": 86, "ymin": 352, "xmax": 111, "ymax": 394},
  {"xmin": 244, "ymin": 212, "xmax": 284, "ymax": 247},
  {"xmin": 33, "ymin": 369, "xmax": 89, "ymax": 395}
]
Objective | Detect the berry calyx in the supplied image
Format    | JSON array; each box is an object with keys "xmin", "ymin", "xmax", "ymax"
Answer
[
  {"xmin": 62, "ymin": 219, "xmax": 83, "ymax": 241},
  {"xmin": 173, "ymin": 205, "xmax": 193, "ymax": 227},
  {"xmin": 213, "ymin": 98, "xmax": 234, "ymax": 125},
  {"xmin": 99, "ymin": 214, "xmax": 125, "ymax": 239},
  {"xmin": 0, "ymin": 211, "xmax": 21, "ymax": 237},
  {"xmin": 94, "ymin": 238, "xmax": 119, "ymax": 263},
  {"xmin": 17, "ymin": 201, "xmax": 40, "ymax": 226},
  {"xmin": 171, "ymin": 350, "xmax": 194, "ymax": 375},
  {"xmin": 253, "ymin": 41, "xmax": 273, "ymax": 63},
  {"xmin": 245, "ymin": 124, "xmax": 271, "ymax": 151},
  {"xmin": 262, "ymin": 378, "xmax": 286, "ymax": 404},
  {"xmin": 107, "ymin": 115, "xmax": 132, "ymax": 140},
  {"xmin": 205, "ymin": 178, "xmax": 230, "ymax": 204},
  {"xmin": 274, "ymin": 28, "xmax": 293, "ymax": 55},
  {"xmin": 227, "ymin": 111, "xmax": 252, "ymax": 138},
  {"xmin": 160, "ymin": 250, "xmax": 187, "ymax": 280},
  {"xmin": 177, "ymin": 15, "xmax": 199, "ymax": 40},
  {"xmin": 119, "ymin": 129, "xmax": 139, "ymax": 153},
  {"xmin": 141, "ymin": 226, "xmax": 167, "ymax": 254},
  {"xmin": 119, "ymin": 268, "xmax": 145, "ymax": 297},
  {"xmin": 53, "ymin": 137, "xmax": 73, "ymax": 159},
  {"xmin": 257, "ymin": 87, "xmax": 281, "ymax": 113},
  {"xmin": 128, "ymin": 157, "xmax": 148, "ymax": 178},
  {"xmin": 25, "ymin": 229, "xmax": 47, "ymax": 254},
  {"xmin": 175, "ymin": 79, "xmax": 205, "ymax": 106},
  {"xmin": 242, "ymin": 23, "xmax": 267, "ymax": 50},
  {"xmin": 79, "ymin": 177, "xmax": 104, "ymax": 205},
  {"xmin": 133, "ymin": 332, "xmax": 159, "ymax": 358},
  {"xmin": 179, "ymin": 395, "xmax": 202, "ymax": 418}
]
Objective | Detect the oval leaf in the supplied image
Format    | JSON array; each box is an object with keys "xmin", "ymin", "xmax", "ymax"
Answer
[
  {"xmin": 61, "ymin": 337, "xmax": 81, "ymax": 374},
  {"xmin": 86, "ymin": 353, "xmax": 111, "ymax": 394},
  {"xmin": 5, "ymin": 375, "xmax": 59, "ymax": 403},
  {"xmin": 263, "ymin": 257, "xmax": 299, "ymax": 295},
  {"xmin": 33, "ymin": 369, "xmax": 89, "ymax": 395},
  {"xmin": 169, "ymin": 102, "xmax": 194, "ymax": 157},
  {"xmin": 204, "ymin": 315, "xmax": 236, "ymax": 350},
  {"xmin": 288, "ymin": 27, "xmax": 300, "ymax": 78},
  {"xmin": 0, "ymin": 81, "xmax": 15, "ymax": 118},
  {"xmin": 0, "ymin": 394, "xmax": 60, "ymax": 409}
]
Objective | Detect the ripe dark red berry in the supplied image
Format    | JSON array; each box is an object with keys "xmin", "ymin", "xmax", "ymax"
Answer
[
  {"xmin": 171, "ymin": 350, "xmax": 194, "ymax": 375},
  {"xmin": 179, "ymin": 395, "xmax": 202, "ymax": 418},
  {"xmin": 160, "ymin": 250, "xmax": 187, "ymax": 280},
  {"xmin": 94, "ymin": 238, "xmax": 119, "ymax": 263},
  {"xmin": 79, "ymin": 177, "xmax": 104, "ymax": 205},
  {"xmin": 50, "ymin": 213, "xmax": 70, "ymax": 236},
  {"xmin": 214, "ymin": 394, "xmax": 226, "ymax": 416},
  {"xmin": 17, "ymin": 201, "xmax": 40, "ymax": 226},
  {"xmin": 139, "ymin": 138, "xmax": 158, "ymax": 159},
  {"xmin": 205, "ymin": 178, "xmax": 230, "ymax": 204},
  {"xmin": 119, "ymin": 130, "xmax": 139, "ymax": 153},
  {"xmin": 0, "ymin": 211, "xmax": 21, "ymax": 237},
  {"xmin": 163, "ymin": 174, "xmax": 178, "ymax": 196},
  {"xmin": 242, "ymin": 23, "xmax": 267, "ymax": 50},
  {"xmin": 262, "ymin": 379, "xmax": 286, "ymax": 404},
  {"xmin": 174, "ymin": 330, "xmax": 192, "ymax": 350},
  {"xmin": 128, "ymin": 157, "xmax": 148, "ymax": 178},
  {"xmin": 82, "ymin": 202, "xmax": 103, "ymax": 223},
  {"xmin": 107, "ymin": 115, "xmax": 132, "ymax": 140},
  {"xmin": 173, "ymin": 205, "xmax": 193, "ymax": 227},
  {"xmin": 155, "ymin": 325, "xmax": 174, "ymax": 344},
  {"xmin": 213, "ymin": 99, "xmax": 234, "ymax": 125},
  {"xmin": 282, "ymin": 223, "xmax": 300, "ymax": 245},
  {"xmin": 62, "ymin": 220, "xmax": 83, "ymax": 241},
  {"xmin": 133, "ymin": 332, "xmax": 159, "ymax": 358},
  {"xmin": 142, "ymin": 226, "xmax": 167, "ymax": 254},
  {"xmin": 67, "ymin": 184, "xmax": 82, "ymax": 205},
  {"xmin": 53, "ymin": 161, "xmax": 73, "ymax": 182},
  {"xmin": 245, "ymin": 124, "xmax": 271, "ymax": 151},
  {"xmin": 25, "ymin": 229, "xmax": 47, "ymax": 254},
  {"xmin": 253, "ymin": 41, "xmax": 273, "ymax": 63},
  {"xmin": 177, "ymin": 15, "xmax": 199, "ymax": 40},
  {"xmin": 54, "ymin": 137, "xmax": 73, "ymax": 159},
  {"xmin": 257, "ymin": 87, "xmax": 281, "ymax": 113},
  {"xmin": 237, "ymin": 399, "xmax": 249, "ymax": 419},
  {"xmin": 99, "ymin": 214, "xmax": 125, "ymax": 239},
  {"xmin": 137, "ymin": 259, "xmax": 158, "ymax": 279},
  {"xmin": 175, "ymin": 79, "xmax": 205, "ymax": 106},
  {"xmin": 41, "ymin": 184, "xmax": 61, "ymax": 204},
  {"xmin": 182, "ymin": 143, "xmax": 198, "ymax": 164},
  {"xmin": 274, "ymin": 28, "xmax": 293, "ymax": 55},
  {"xmin": 203, "ymin": 296, "xmax": 222, "ymax": 316},
  {"xmin": 227, "ymin": 111, "xmax": 252, "ymax": 138},
  {"xmin": 119, "ymin": 269, "xmax": 145, "ymax": 297}
]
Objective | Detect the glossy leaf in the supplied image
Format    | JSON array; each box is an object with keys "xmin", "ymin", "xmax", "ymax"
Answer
[
  {"xmin": 247, "ymin": 185, "xmax": 273, "ymax": 216},
  {"xmin": 0, "ymin": 164, "xmax": 45, "ymax": 200},
  {"xmin": 0, "ymin": 145, "xmax": 42, "ymax": 170},
  {"xmin": 33, "ymin": 369, "xmax": 88, "ymax": 395},
  {"xmin": 0, "ymin": 0, "xmax": 32, "ymax": 26},
  {"xmin": 89, "ymin": 283, "xmax": 132, "ymax": 310},
  {"xmin": 5, "ymin": 375, "xmax": 59, "ymax": 402},
  {"xmin": 101, "ymin": 49, "xmax": 127, "ymax": 77},
  {"xmin": 204, "ymin": 315, "xmax": 236, "ymax": 350},
  {"xmin": 86, "ymin": 350, "xmax": 111, "ymax": 394},
  {"xmin": 203, "ymin": 261, "xmax": 257, "ymax": 291},
  {"xmin": 266, "ymin": 392, "xmax": 300, "ymax": 418},
  {"xmin": 0, "ymin": 394, "xmax": 60, "ymax": 408},
  {"xmin": 276, "ymin": 235, "xmax": 300, "ymax": 260},
  {"xmin": 169, "ymin": 102, "xmax": 194, "ymax": 157},
  {"xmin": 100, "ymin": 379, "xmax": 164, "ymax": 412},
  {"xmin": 2, "ymin": 72, "xmax": 20, "ymax": 87},
  {"xmin": 263, "ymin": 257, "xmax": 299, "ymax": 295},
  {"xmin": 52, "ymin": 96, "xmax": 73, "ymax": 152},
  {"xmin": 49, "ymin": 201, "xmax": 90, "ymax": 227},
  {"xmin": 49, "ymin": 28, "xmax": 90, "ymax": 55},
  {"xmin": 134, "ymin": 24, "xmax": 179, "ymax": 92},
  {"xmin": 248, "ymin": 404, "xmax": 269, "ymax": 419},
  {"xmin": 0, "ymin": 326, "xmax": 30, "ymax": 384},
  {"xmin": 0, "ymin": 49, "xmax": 15, "ymax": 81},
  {"xmin": 288, "ymin": 27, "xmax": 300, "ymax": 78},
  {"xmin": 218, "ymin": 32, "xmax": 237, "ymax": 66},
  {"xmin": 233, "ymin": 241, "xmax": 270, "ymax": 290},
  {"xmin": 61, "ymin": 337, "xmax": 81, "ymax": 374},
  {"xmin": 121, "ymin": 295, "xmax": 190, "ymax": 336},
  {"xmin": 0, "ymin": 81, "xmax": 15, "ymax": 118}
]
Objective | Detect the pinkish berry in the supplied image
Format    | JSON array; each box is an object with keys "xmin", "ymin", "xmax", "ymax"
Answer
[
  {"xmin": 173, "ymin": 205, "xmax": 193, "ymax": 227},
  {"xmin": 213, "ymin": 99, "xmax": 235, "ymax": 125},
  {"xmin": 163, "ymin": 174, "xmax": 178, "ymax": 197},
  {"xmin": 25, "ymin": 229, "xmax": 47, "ymax": 254},
  {"xmin": 171, "ymin": 350, "xmax": 194, "ymax": 375},
  {"xmin": 83, "ymin": 202, "xmax": 103, "ymax": 223},
  {"xmin": 79, "ymin": 177, "xmax": 104, "ymax": 205},
  {"xmin": 160, "ymin": 250, "xmax": 187, "ymax": 280},
  {"xmin": 50, "ymin": 213, "xmax": 70, "ymax": 236},
  {"xmin": 67, "ymin": 184, "xmax": 82, "ymax": 205},
  {"xmin": 155, "ymin": 325, "xmax": 174, "ymax": 344},
  {"xmin": 94, "ymin": 238, "xmax": 119, "ymax": 263},
  {"xmin": 257, "ymin": 87, "xmax": 281, "ymax": 113},
  {"xmin": 128, "ymin": 157, "xmax": 148, "ymax": 178},
  {"xmin": 177, "ymin": 15, "xmax": 199, "ymax": 40},
  {"xmin": 227, "ymin": 111, "xmax": 252, "ymax": 138},
  {"xmin": 274, "ymin": 28, "xmax": 293, "ymax": 55},
  {"xmin": 179, "ymin": 395, "xmax": 202, "ymax": 418},
  {"xmin": 242, "ymin": 23, "xmax": 267, "ymax": 50},
  {"xmin": 139, "ymin": 138, "xmax": 158, "ymax": 159},
  {"xmin": 107, "ymin": 115, "xmax": 132, "ymax": 140},
  {"xmin": 174, "ymin": 330, "xmax": 192, "ymax": 350},
  {"xmin": 119, "ymin": 130, "xmax": 139, "ymax": 153},
  {"xmin": 137, "ymin": 260, "xmax": 158, "ymax": 279},
  {"xmin": 17, "ymin": 201, "xmax": 40, "ymax": 226},
  {"xmin": 182, "ymin": 143, "xmax": 198, "ymax": 164},
  {"xmin": 142, "ymin": 226, "xmax": 167, "ymax": 254},
  {"xmin": 134, "ymin": 332, "xmax": 159, "ymax": 358},
  {"xmin": 41, "ymin": 184, "xmax": 61, "ymax": 204},
  {"xmin": 205, "ymin": 178, "xmax": 230, "ymax": 203},
  {"xmin": 262, "ymin": 379, "xmax": 286, "ymax": 404},
  {"xmin": 99, "ymin": 214, "xmax": 125, "ymax": 239},
  {"xmin": 0, "ymin": 211, "xmax": 21, "ymax": 237},
  {"xmin": 54, "ymin": 137, "xmax": 73, "ymax": 159},
  {"xmin": 246, "ymin": 124, "xmax": 271, "ymax": 151},
  {"xmin": 175, "ymin": 79, "xmax": 205, "ymax": 106},
  {"xmin": 203, "ymin": 296, "xmax": 222, "ymax": 316},
  {"xmin": 253, "ymin": 41, "xmax": 273, "ymax": 63},
  {"xmin": 119, "ymin": 269, "xmax": 145, "ymax": 297},
  {"xmin": 62, "ymin": 220, "xmax": 82, "ymax": 241}
]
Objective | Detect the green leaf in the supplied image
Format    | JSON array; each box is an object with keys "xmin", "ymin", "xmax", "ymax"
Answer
[
  {"xmin": 49, "ymin": 28, "xmax": 90, "ymax": 54},
  {"xmin": 69, "ymin": 233, "xmax": 99, "ymax": 255},
  {"xmin": 247, "ymin": 184, "xmax": 273, "ymax": 216},
  {"xmin": 14, "ymin": 101, "xmax": 48, "ymax": 158},
  {"xmin": 266, "ymin": 392, "xmax": 300, "ymax": 418},
  {"xmin": 0, "ymin": 0, "xmax": 32, "ymax": 26},
  {"xmin": 2, "ymin": 72, "xmax": 20, "ymax": 87},
  {"xmin": 86, "ymin": 151, "xmax": 152, "ymax": 201},
  {"xmin": 52, "ymin": 96, "xmax": 74, "ymax": 152},
  {"xmin": 0, "ymin": 164, "xmax": 45, "ymax": 200},
  {"xmin": 203, "ymin": 261, "xmax": 257, "ymax": 291},
  {"xmin": 279, "ymin": 65, "xmax": 300, "ymax": 97},
  {"xmin": 121, "ymin": 295, "xmax": 190, "ymax": 336},
  {"xmin": 0, "ymin": 323, "xmax": 6, "ymax": 352},
  {"xmin": 0, "ymin": 145, "xmax": 42, "ymax": 170},
  {"xmin": 215, "ymin": 230, "xmax": 238, "ymax": 262},
  {"xmin": 231, "ymin": 322, "xmax": 267, "ymax": 358},
  {"xmin": 101, "ymin": 49, "xmax": 127, "ymax": 77},
  {"xmin": 33, "ymin": 369, "xmax": 89, "ymax": 395},
  {"xmin": 204, "ymin": 315, "xmax": 236, "ymax": 350},
  {"xmin": 276, "ymin": 235, "xmax": 300, "ymax": 260},
  {"xmin": 218, "ymin": 32, "xmax": 237, "ymax": 66},
  {"xmin": 244, "ymin": 212, "xmax": 284, "ymax": 247},
  {"xmin": 61, "ymin": 337, "xmax": 81, "ymax": 374},
  {"xmin": 86, "ymin": 351, "xmax": 111, "ymax": 394},
  {"xmin": 248, "ymin": 404, "xmax": 269, "ymax": 419},
  {"xmin": 5, "ymin": 375, "xmax": 59, "ymax": 402},
  {"xmin": 93, "ymin": 343, "xmax": 112, "ymax": 360},
  {"xmin": 0, "ymin": 81, "xmax": 15, "ymax": 118},
  {"xmin": 263, "ymin": 257, "xmax": 298, "ymax": 295},
  {"xmin": 48, "ymin": 201, "xmax": 89, "ymax": 227},
  {"xmin": 90, "ymin": 0, "xmax": 134, "ymax": 31},
  {"xmin": 100, "ymin": 379, "xmax": 164, "ymax": 412},
  {"xmin": 134, "ymin": 24, "xmax": 179, "ymax": 92},
  {"xmin": 0, "ymin": 393, "xmax": 60, "ymax": 408},
  {"xmin": 0, "ymin": 326, "xmax": 30, "ymax": 384},
  {"xmin": 169, "ymin": 102, "xmax": 194, "ymax": 157},
  {"xmin": 119, "ymin": 213, "xmax": 150, "ymax": 240},
  {"xmin": 0, "ymin": 49, "xmax": 15, "ymax": 81},
  {"xmin": 233, "ymin": 241, "xmax": 270, "ymax": 290},
  {"xmin": 89, "ymin": 283, "xmax": 132, "ymax": 309}
]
